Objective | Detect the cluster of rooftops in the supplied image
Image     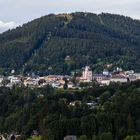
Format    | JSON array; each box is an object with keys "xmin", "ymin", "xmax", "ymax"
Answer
[{"xmin": 0, "ymin": 66, "xmax": 140, "ymax": 89}]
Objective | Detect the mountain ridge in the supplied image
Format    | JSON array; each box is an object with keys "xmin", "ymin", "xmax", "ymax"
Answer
[{"xmin": 0, "ymin": 12, "xmax": 140, "ymax": 75}]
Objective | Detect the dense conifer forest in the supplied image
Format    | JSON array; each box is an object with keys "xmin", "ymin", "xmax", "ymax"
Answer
[
  {"xmin": 0, "ymin": 81, "xmax": 140, "ymax": 140},
  {"xmin": 0, "ymin": 12, "xmax": 140, "ymax": 75}
]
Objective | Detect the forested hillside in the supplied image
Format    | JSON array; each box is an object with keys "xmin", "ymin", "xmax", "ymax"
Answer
[{"xmin": 0, "ymin": 12, "xmax": 140, "ymax": 75}]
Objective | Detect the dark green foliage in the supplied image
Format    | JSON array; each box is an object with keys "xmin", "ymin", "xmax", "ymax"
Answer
[
  {"xmin": 79, "ymin": 135, "xmax": 89, "ymax": 140},
  {"xmin": 0, "ymin": 12, "xmax": 140, "ymax": 75},
  {"xmin": 63, "ymin": 78, "xmax": 68, "ymax": 90},
  {"xmin": 0, "ymin": 81, "xmax": 140, "ymax": 140}
]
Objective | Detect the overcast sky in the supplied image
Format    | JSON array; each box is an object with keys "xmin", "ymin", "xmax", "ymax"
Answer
[{"xmin": 0, "ymin": 0, "xmax": 140, "ymax": 33}]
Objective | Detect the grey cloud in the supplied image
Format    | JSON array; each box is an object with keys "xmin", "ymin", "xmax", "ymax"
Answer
[
  {"xmin": 0, "ymin": 20, "xmax": 19, "ymax": 33},
  {"xmin": 0, "ymin": 0, "xmax": 140, "ymax": 32}
]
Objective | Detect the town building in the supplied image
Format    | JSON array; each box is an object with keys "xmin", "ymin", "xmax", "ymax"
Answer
[
  {"xmin": 100, "ymin": 78, "xmax": 110, "ymax": 85},
  {"xmin": 8, "ymin": 76, "xmax": 22, "ymax": 85},
  {"xmin": 103, "ymin": 69, "xmax": 109, "ymax": 76},
  {"xmin": 24, "ymin": 78, "xmax": 39, "ymax": 87},
  {"xmin": 0, "ymin": 76, "xmax": 4, "ymax": 84},
  {"xmin": 93, "ymin": 74, "xmax": 107, "ymax": 83},
  {"xmin": 81, "ymin": 66, "xmax": 92, "ymax": 82},
  {"xmin": 128, "ymin": 75, "xmax": 137, "ymax": 82},
  {"xmin": 110, "ymin": 76, "xmax": 128, "ymax": 83},
  {"xmin": 134, "ymin": 73, "xmax": 140, "ymax": 80}
]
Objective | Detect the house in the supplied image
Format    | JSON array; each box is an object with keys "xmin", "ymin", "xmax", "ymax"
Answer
[
  {"xmin": 24, "ymin": 78, "xmax": 39, "ymax": 87},
  {"xmin": 52, "ymin": 82, "xmax": 61, "ymax": 88},
  {"xmin": 46, "ymin": 75, "xmax": 64, "ymax": 81},
  {"xmin": 100, "ymin": 78, "xmax": 110, "ymax": 85},
  {"xmin": 65, "ymin": 55, "xmax": 71, "ymax": 61},
  {"xmin": 110, "ymin": 76, "xmax": 128, "ymax": 83},
  {"xmin": 32, "ymin": 130, "xmax": 39, "ymax": 136},
  {"xmin": 86, "ymin": 101, "xmax": 99, "ymax": 109},
  {"xmin": 106, "ymin": 63, "xmax": 113, "ymax": 68},
  {"xmin": 116, "ymin": 67, "xmax": 123, "ymax": 72},
  {"xmin": 59, "ymin": 79, "xmax": 65, "ymax": 85},
  {"xmin": 93, "ymin": 74, "xmax": 106, "ymax": 83},
  {"xmin": 128, "ymin": 75, "xmax": 137, "ymax": 82},
  {"xmin": 69, "ymin": 101, "xmax": 81, "ymax": 107},
  {"xmin": 68, "ymin": 82, "xmax": 75, "ymax": 89},
  {"xmin": 113, "ymin": 70, "xmax": 126, "ymax": 77},
  {"xmin": 134, "ymin": 73, "xmax": 140, "ymax": 80},
  {"xmin": 6, "ymin": 83, "xmax": 15, "ymax": 88},
  {"xmin": 125, "ymin": 70, "xmax": 134, "ymax": 75},
  {"xmin": 37, "ymin": 94, "xmax": 44, "ymax": 98},
  {"xmin": 103, "ymin": 69, "xmax": 109, "ymax": 76},
  {"xmin": 64, "ymin": 135, "xmax": 77, "ymax": 140},
  {"xmin": 0, "ymin": 76, "xmax": 4, "ymax": 84},
  {"xmin": 8, "ymin": 76, "xmax": 21, "ymax": 85}
]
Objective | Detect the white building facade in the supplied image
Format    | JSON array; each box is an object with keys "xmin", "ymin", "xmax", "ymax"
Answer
[{"xmin": 82, "ymin": 66, "xmax": 93, "ymax": 81}]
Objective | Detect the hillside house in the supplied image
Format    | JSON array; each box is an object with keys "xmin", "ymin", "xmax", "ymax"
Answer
[
  {"xmin": 65, "ymin": 55, "xmax": 71, "ymax": 61},
  {"xmin": 69, "ymin": 101, "xmax": 82, "ymax": 107},
  {"xmin": 86, "ymin": 101, "xmax": 99, "ymax": 109}
]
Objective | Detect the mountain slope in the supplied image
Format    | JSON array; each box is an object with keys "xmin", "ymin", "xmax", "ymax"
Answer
[{"xmin": 0, "ymin": 12, "xmax": 140, "ymax": 75}]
